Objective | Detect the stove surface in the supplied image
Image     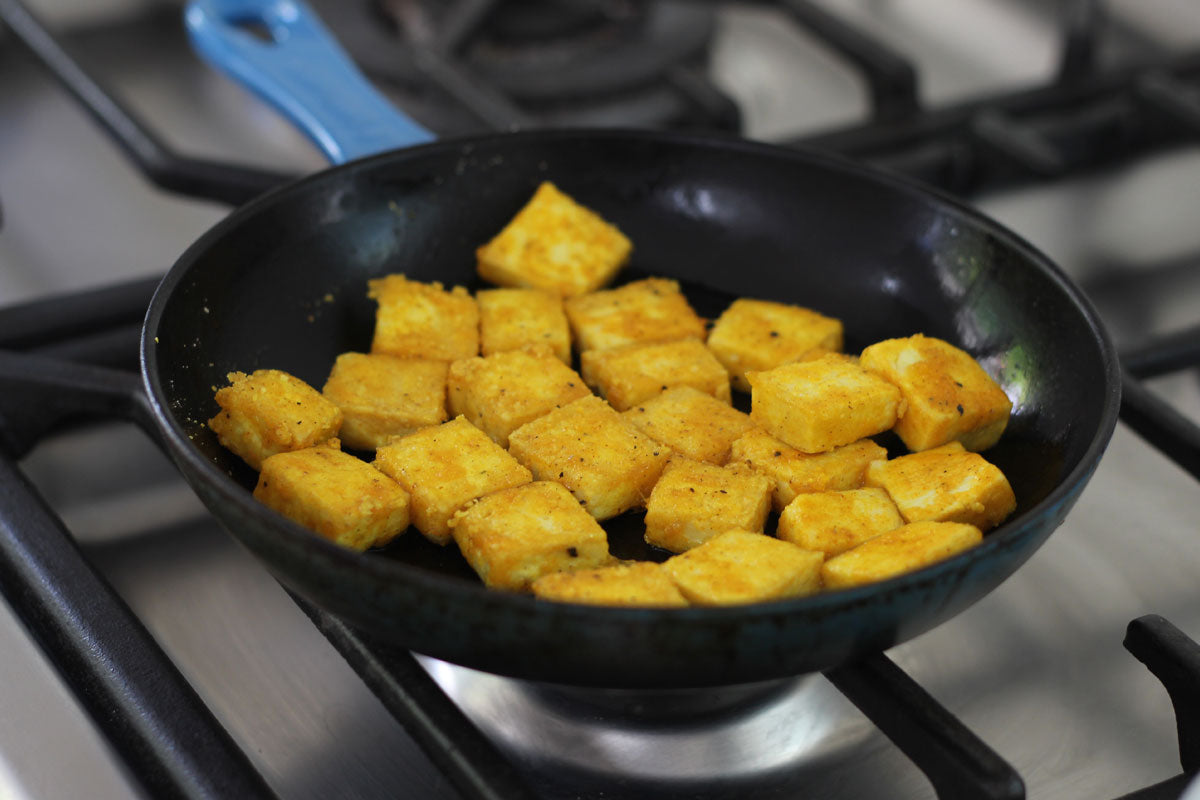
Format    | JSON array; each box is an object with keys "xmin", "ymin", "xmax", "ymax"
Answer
[{"xmin": 3, "ymin": 2, "xmax": 1200, "ymax": 799}]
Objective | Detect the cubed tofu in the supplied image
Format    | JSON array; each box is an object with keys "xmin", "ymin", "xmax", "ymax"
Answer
[
  {"xmin": 507, "ymin": 395, "xmax": 670, "ymax": 521},
  {"xmin": 564, "ymin": 277, "xmax": 707, "ymax": 352},
  {"xmin": 580, "ymin": 338, "xmax": 731, "ymax": 411},
  {"xmin": 776, "ymin": 487, "xmax": 904, "ymax": 557},
  {"xmin": 447, "ymin": 347, "xmax": 591, "ymax": 447},
  {"xmin": 477, "ymin": 287, "xmax": 572, "ymax": 364},
  {"xmin": 321, "ymin": 353, "xmax": 448, "ymax": 451},
  {"xmin": 706, "ymin": 298, "xmax": 844, "ymax": 393},
  {"xmin": 209, "ymin": 369, "xmax": 342, "ymax": 470},
  {"xmin": 748, "ymin": 354, "xmax": 905, "ymax": 453},
  {"xmin": 663, "ymin": 530, "xmax": 824, "ymax": 605},
  {"xmin": 821, "ymin": 520, "xmax": 983, "ymax": 591},
  {"xmin": 643, "ymin": 459, "xmax": 773, "ymax": 553},
  {"xmin": 374, "ymin": 416, "xmax": 532, "ymax": 545},
  {"xmin": 476, "ymin": 182, "xmax": 631, "ymax": 297},
  {"xmin": 865, "ymin": 443, "xmax": 1017, "ymax": 531},
  {"xmin": 449, "ymin": 481, "xmax": 612, "ymax": 592},
  {"xmin": 531, "ymin": 561, "xmax": 689, "ymax": 608},
  {"xmin": 254, "ymin": 441, "xmax": 410, "ymax": 551},
  {"xmin": 859, "ymin": 334, "xmax": 1012, "ymax": 451},
  {"xmin": 729, "ymin": 428, "xmax": 887, "ymax": 510},
  {"xmin": 367, "ymin": 274, "xmax": 479, "ymax": 361},
  {"xmin": 622, "ymin": 386, "xmax": 754, "ymax": 464}
]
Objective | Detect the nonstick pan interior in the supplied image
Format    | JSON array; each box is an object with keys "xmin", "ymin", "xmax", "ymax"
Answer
[{"xmin": 144, "ymin": 130, "xmax": 1119, "ymax": 688}]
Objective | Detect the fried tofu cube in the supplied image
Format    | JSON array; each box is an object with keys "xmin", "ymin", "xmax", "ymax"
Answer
[
  {"xmin": 776, "ymin": 487, "xmax": 903, "ymax": 557},
  {"xmin": 476, "ymin": 182, "xmax": 631, "ymax": 297},
  {"xmin": 374, "ymin": 416, "xmax": 532, "ymax": 545},
  {"xmin": 580, "ymin": 338, "xmax": 731, "ymax": 411},
  {"xmin": 507, "ymin": 395, "xmax": 670, "ymax": 520},
  {"xmin": 209, "ymin": 369, "xmax": 342, "ymax": 470},
  {"xmin": 321, "ymin": 353, "xmax": 448, "ymax": 451},
  {"xmin": 367, "ymin": 274, "xmax": 479, "ymax": 361},
  {"xmin": 706, "ymin": 298, "xmax": 845, "ymax": 393},
  {"xmin": 622, "ymin": 386, "xmax": 754, "ymax": 464},
  {"xmin": 531, "ymin": 561, "xmax": 689, "ymax": 608},
  {"xmin": 860, "ymin": 334, "xmax": 1012, "ymax": 451},
  {"xmin": 643, "ymin": 459, "xmax": 773, "ymax": 553},
  {"xmin": 729, "ymin": 428, "xmax": 887, "ymax": 510},
  {"xmin": 447, "ymin": 347, "xmax": 591, "ymax": 447},
  {"xmin": 564, "ymin": 277, "xmax": 707, "ymax": 352},
  {"xmin": 449, "ymin": 481, "xmax": 611, "ymax": 591},
  {"xmin": 663, "ymin": 530, "xmax": 824, "ymax": 605},
  {"xmin": 821, "ymin": 521, "xmax": 983, "ymax": 591},
  {"xmin": 477, "ymin": 287, "xmax": 572, "ymax": 364},
  {"xmin": 865, "ymin": 443, "xmax": 1017, "ymax": 530},
  {"xmin": 748, "ymin": 354, "xmax": 905, "ymax": 453},
  {"xmin": 254, "ymin": 442, "xmax": 409, "ymax": 551}
]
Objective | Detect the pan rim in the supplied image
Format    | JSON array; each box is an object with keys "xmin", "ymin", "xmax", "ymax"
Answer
[{"xmin": 139, "ymin": 127, "xmax": 1122, "ymax": 646}]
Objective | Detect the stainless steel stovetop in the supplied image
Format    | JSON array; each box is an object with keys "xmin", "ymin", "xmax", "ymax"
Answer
[{"xmin": 3, "ymin": 1, "xmax": 1200, "ymax": 798}]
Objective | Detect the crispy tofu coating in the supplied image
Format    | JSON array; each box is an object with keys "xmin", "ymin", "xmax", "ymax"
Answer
[
  {"xmin": 580, "ymin": 338, "xmax": 731, "ymax": 412},
  {"xmin": 450, "ymin": 481, "xmax": 612, "ymax": 592},
  {"xmin": 643, "ymin": 459, "xmax": 774, "ymax": 553},
  {"xmin": 748, "ymin": 354, "xmax": 905, "ymax": 454},
  {"xmin": 374, "ymin": 416, "xmax": 532, "ymax": 545},
  {"xmin": 254, "ymin": 441, "xmax": 410, "ymax": 551},
  {"xmin": 859, "ymin": 334, "xmax": 1012, "ymax": 451},
  {"xmin": 367, "ymin": 274, "xmax": 479, "ymax": 361},
  {"xmin": 447, "ymin": 347, "xmax": 591, "ymax": 447},
  {"xmin": 477, "ymin": 287, "xmax": 572, "ymax": 364},
  {"xmin": 209, "ymin": 369, "xmax": 342, "ymax": 471},
  {"xmin": 321, "ymin": 353, "xmax": 448, "ymax": 451},
  {"xmin": 623, "ymin": 386, "xmax": 755, "ymax": 465},
  {"xmin": 564, "ymin": 277, "xmax": 707, "ymax": 353},
  {"xmin": 706, "ymin": 298, "xmax": 845, "ymax": 393},
  {"xmin": 777, "ymin": 487, "xmax": 903, "ymax": 557},
  {"xmin": 531, "ymin": 561, "xmax": 689, "ymax": 608},
  {"xmin": 821, "ymin": 520, "xmax": 983, "ymax": 591},
  {"xmin": 866, "ymin": 442, "xmax": 1017, "ymax": 531},
  {"xmin": 663, "ymin": 530, "xmax": 824, "ymax": 605},
  {"xmin": 729, "ymin": 428, "xmax": 887, "ymax": 510},
  {"xmin": 476, "ymin": 182, "xmax": 631, "ymax": 297},
  {"xmin": 507, "ymin": 395, "xmax": 671, "ymax": 521}
]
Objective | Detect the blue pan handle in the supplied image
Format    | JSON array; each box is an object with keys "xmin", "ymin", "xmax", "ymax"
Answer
[{"xmin": 184, "ymin": 0, "xmax": 436, "ymax": 165}]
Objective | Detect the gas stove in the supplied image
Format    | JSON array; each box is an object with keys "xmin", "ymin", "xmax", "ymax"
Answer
[{"xmin": 2, "ymin": 1, "xmax": 1200, "ymax": 799}]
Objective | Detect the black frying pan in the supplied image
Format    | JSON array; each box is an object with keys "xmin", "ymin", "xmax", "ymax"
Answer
[{"xmin": 141, "ymin": 0, "xmax": 1120, "ymax": 688}]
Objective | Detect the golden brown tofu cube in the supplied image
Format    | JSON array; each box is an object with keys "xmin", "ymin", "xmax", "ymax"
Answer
[
  {"xmin": 254, "ymin": 442, "xmax": 409, "ymax": 551},
  {"xmin": 623, "ymin": 386, "xmax": 754, "ymax": 465},
  {"xmin": 475, "ymin": 182, "xmax": 631, "ymax": 297},
  {"xmin": 367, "ymin": 274, "xmax": 479, "ymax": 361},
  {"xmin": 564, "ymin": 277, "xmax": 707, "ymax": 352},
  {"xmin": 449, "ymin": 481, "xmax": 611, "ymax": 592},
  {"xmin": 729, "ymin": 428, "xmax": 887, "ymax": 510},
  {"xmin": 748, "ymin": 354, "xmax": 905, "ymax": 453},
  {"xmin": 507, "ymin": 395, "xmax": 670, "ymax": 521},
  {"xmin": 776, "ymin": 487, "xmax": 904, "ymax": 557},
  {"xmin": 447, "ymin": 347, "xmax": 591, "ymax": 447},
  {"xmin": 821, "ymin": 520, "xmax": 983, "ymax": 591},
  {"xmin": 321, "ymin": 353, "xmax": 448, "ymax": 451},
  {"xmin": 374, "ymin": 416, "xmax": 532, "ymax": 545},
  {"xmin": 209, "ymin": 369, "xmax": 342, "ymax": 470},
  {"xmin": 531, "ymin": 561, "xmax": 688, "ymax": 608},
  {"xmin": 706, "ymin": 298, "xmax": 845, "ymax": 393},
  {"xmin": 865, "ymin": 444, "xmax": 1017, "ymax": 531},
  {"xmin": 477, "ymin": 287, "xmax": 572, "ymax": 364},
  {"xmin": 859, "ymin": 334, "xmax": 1012, "ymax": 451},
  {"xmin": 580, "ymin": 338, "xmax": 731, "ymax": 412},
  {"xmin": 663, "ymin": 530, "xmax": 824, "ymax": 605},
  {"xmin": 643, "ymin": 459, "xmax": 773, "ymax": 553}
]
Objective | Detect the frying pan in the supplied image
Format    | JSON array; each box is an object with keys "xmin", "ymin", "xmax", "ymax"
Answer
[{"xmin": 141, "ymin": 0, "xmax": 1121, "ymax": 688}]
